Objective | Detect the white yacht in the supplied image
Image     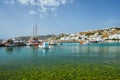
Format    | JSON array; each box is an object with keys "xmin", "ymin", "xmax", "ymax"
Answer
[{"xmin": 38, "ymin": 42, "xmax": 50, "ymax": 49}]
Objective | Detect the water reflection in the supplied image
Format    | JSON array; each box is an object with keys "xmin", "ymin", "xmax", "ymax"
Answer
[
  {"xmin": 78, "ymin": 44, "xmax": 120, "ymax": 63},
  {"xmin": 79, "ymin": 45, "xmax": 120, "ymax": 56},
  {"xmin": 0, "ymin": 43, "xmax": 120, "ymax": 65},
  {"xmin": 5, "ymin": 47, "xmax": 14, "ymax": 53},
  {"xmin": 29, "ymin": 46, "xmax": 49, "ymax": 57}
]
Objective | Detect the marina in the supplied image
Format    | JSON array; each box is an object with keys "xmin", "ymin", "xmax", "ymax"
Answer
[
  {"xmin": 0, "ymin": 0, "xmax": 120, "ymax": 79},
  {"xmin": 0, "ymin": 42, "xmax": 120, "ymax": 79}
]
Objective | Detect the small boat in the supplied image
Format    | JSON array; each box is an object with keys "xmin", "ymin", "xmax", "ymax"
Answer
[
  {"xmin": 4, "ymin": 39, "xmax": 14, "ymax": 47},
  {"xmin": 57, "ymin": 42, "xmax": 62, "ymax": 45},
  {"xmin": 26, "ymin": 42, "xmax": 33, "ymax": 46},
  {"xmin": 5, "ymin": 43, "xmax": 14, "ymax": 47},
  {"xmin": 38, "ymin": 42, "xmax": 50, "ymax": 49},
  {"xmin": 49, "ymin": 41, "xmax": 57, "ymax": 45},
  {"xmin": 0, "ymin": 42, "xmax": 4, "ymax": 47},
  {"xmin": 79, "ymin": 40, "xmax": 89, "ymax": 45},
  {"xmin": 14, "ymin": 41, "xmax": 26, "ymax": 46},
  {"xmin": 90, "ymin": 41, "xmax": 99, "ymax": 43}
]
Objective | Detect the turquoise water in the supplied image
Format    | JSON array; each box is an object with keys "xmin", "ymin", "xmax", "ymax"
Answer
[{"xmin": 0, "ymin": 42, "xmax": 120, "ymax": 70}]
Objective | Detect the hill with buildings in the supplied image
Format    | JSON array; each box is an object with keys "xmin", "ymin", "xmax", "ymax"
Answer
[
  {"xmin": 55, "ymin": 27, "xmax": 120, "ymax": 43},
  {"xmin": 1, "ymin": 27, "xmax": 120, "ymax": 43}
]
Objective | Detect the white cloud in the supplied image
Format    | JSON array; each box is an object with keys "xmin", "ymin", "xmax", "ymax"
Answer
[
  {"xmin": 40, "ymin": 12, "xmax": 48, "ymax": 18},
  {"xmin": 61, "ymin": 0, "xmax": 66, "ymax": 5},
  {"xmin": 38, "ymin": 0, "xmax": 60, "ymax": 7},
  {"xmin": 17, "ymin": 0, "xmax": 29, "ymax": 5},
  {"xmin": 11, "ymin": 0, "xmax": 15, "ymax": 4},
  {"xmin": 29, "ymin": 0, "xmax": 36, "ymax": 5},
  {"xmin": 29, "ymin": 10, "xmax": 36, "ymax": 15},
  {"xmin": 38, "ymin": 6, "xmax": 47, "ymax": 13},
  {"xmin": 51, "ymin": 7, "xmax": 56, "ymax": 11},
  {"xmin": 4, "ymin": 0, "xmax": 15, "ymax": 4},
  {"xmin": 4, "ymin": 0, "xmax": 74, "ymax": 18}
]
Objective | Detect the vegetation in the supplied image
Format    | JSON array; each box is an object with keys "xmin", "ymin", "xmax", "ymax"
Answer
[
  {"xmin": 112, "ymin": 27, "xmax": 120, "ymax": 30},
  {"xmin": 85, "ymin": 32, "xmax": 95, "ymax": 36},
  {"xmin": 0, "ymin": 63, "xmax": 120, "ymax": 80}
]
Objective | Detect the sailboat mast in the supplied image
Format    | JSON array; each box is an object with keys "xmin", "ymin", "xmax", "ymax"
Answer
[
  {"xmin": 33, "ymin": 25, "xmax": 34, "ymax": 37},
  {"xmin": 36, "ymin": 24, "xmax": 37, "ymax": 37}
]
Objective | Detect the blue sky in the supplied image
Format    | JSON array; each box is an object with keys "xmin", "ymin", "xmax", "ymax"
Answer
[{"xmin": 0, "ymin": 0, "xmax": 120, "ymax": 39}]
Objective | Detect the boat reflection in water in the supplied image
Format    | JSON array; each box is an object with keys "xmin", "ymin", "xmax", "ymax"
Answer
[
  {"xmin": 38, "ymin": 42, "xmax": 50, "ymax": 49},
  {"xmin": 5, "ymin": 47, "xmax": 14, "ymax": 55},
  {"xmin": 0, "ymin": 42, "xmax": 119, "ymax": 66}
]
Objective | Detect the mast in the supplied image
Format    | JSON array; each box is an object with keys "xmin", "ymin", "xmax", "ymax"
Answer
[
  {"xmin": 52, "ymin": 27, "xmax": 54, "ymax": 40},
  {"xmin": 33, "ymin": 24, "xmax": 37, "ymax": 37},
  {"xmin": 36, "ymin": 24, "xmax": 37, "ymax": 37},
  {"xmin": 33, "ymin": 25, "xmax": 34, "ymax": 37}
]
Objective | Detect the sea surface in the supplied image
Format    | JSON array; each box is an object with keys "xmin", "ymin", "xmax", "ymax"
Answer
[{"xmin": 0, "ymin": 42, "xmax": 120, "ymax": 71}]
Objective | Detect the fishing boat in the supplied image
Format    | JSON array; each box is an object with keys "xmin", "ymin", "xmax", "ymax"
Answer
[{"xmin": 4, "ymin": 39, "xmax": 14, "ymax": 47}]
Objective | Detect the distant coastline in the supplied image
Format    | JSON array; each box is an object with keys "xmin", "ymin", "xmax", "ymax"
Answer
[{"xmin": 0, "ymin": 27, "xmax": 120, "ymax": 44}]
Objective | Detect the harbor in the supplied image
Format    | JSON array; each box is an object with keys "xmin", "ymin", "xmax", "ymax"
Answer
[
  {"xmin": 0, "ymin": 0, "xmax": 120, "ymax": 79},
  {"xmin": 0, "ymin": 28, "xmax": 120, "ymax": 79},
  {"xmin": 0, "ymin": 27, "xmax": 120, "ymax": 47},
  {"xmin": 0, "ymin": 42, "xmax": 120, "ymax": 79},
  {"xmin": 1, "ymin": 27, "xmax": 120, "ymax": 79}
]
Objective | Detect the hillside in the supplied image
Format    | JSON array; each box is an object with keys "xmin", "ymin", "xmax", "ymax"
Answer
[{"xmin": 56, "ymin": 27, "xmax": 120, "ymax": 42}]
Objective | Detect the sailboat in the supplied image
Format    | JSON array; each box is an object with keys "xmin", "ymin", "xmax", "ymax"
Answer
[
  {"xmin": 48, "ymin": 27, "xmax": 57, "ymax": 45},
  {"xmin": 26, "ymin": 24, "xmax": 39, "ymax": 46},
  {"xmin": 32, "ymin": 24, "xmax": 50, "ymax": 49}
]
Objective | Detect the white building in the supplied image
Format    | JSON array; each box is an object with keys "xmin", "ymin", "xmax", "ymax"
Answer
[{"xmin": 108, "ymin": 34, "xmax": 120, "ymax": 39}]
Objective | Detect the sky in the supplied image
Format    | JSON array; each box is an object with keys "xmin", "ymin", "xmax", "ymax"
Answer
[{"xmin": 0, "ymin": 0, "xmax": 120, "ymax": 39}]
